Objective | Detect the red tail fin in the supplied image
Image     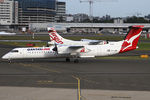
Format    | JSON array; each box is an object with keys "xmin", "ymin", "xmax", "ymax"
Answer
[
  {"xmin": 119, "ymin": 25, "xmax": 144, "ymax": 53},
  {"xmin": 47, "ymin": 27, "xmax": 64, "ymax": 44}
]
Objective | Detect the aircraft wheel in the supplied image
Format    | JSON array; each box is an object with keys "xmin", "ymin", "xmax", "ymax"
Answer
[
  {"xmin": 74, "ymin": 59, "xmax": 79, "ymax": 63},
  {"xmin": 66, "ymin": 58, "xmax": 70, "ymax": 62},
  {"xmin": 8, "ymin": 59, "xmax": 12, "ymax": 64},
  {"xmin": 32, "ymin": 59, "xmax": 34, "ymax": 62}
]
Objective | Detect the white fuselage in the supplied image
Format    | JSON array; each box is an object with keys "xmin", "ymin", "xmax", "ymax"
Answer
[
  {"xmin": 79, "ymin": 41, "xmax": 123, "ymax": 57},
  {"xmin": 0, "ymin": 31, "xmax": 16, "ymax": 36},
  {"xmin": 2, "ymin": 46, "xmax": 67, "ymax": 59},
  {"xmin": 2, "ymin": 41, "xmax": 123, "ymax": 60},
  {"xmin": 48, "ymin": 38, "xmax": 106, "ymax": 46},
  {"xmin": 2, "ymin": 25, "xmax": 143, "ymax": 60},
  {"xmin": 49, "ymin": 38, "xmax": 92, "ymax": 46}
]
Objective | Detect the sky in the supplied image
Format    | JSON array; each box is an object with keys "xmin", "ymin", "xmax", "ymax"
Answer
[{"xmin": 58, "ymin": 0, "xmax": 150, "ymax": 17}]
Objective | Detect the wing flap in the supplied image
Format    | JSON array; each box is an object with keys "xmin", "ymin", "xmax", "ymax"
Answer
[{"xmin": 57, "ymin": 45, "xmax": 84, "ymax": 54}]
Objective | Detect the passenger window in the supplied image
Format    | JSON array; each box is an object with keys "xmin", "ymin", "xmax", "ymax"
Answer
[{"xmin": 10, "ymin": 50, "xmax": 19, "ymax": 53}]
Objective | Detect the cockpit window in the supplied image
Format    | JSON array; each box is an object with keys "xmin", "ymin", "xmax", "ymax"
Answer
[{"xmin": 10, "ymin": 50, "xmax": 19, "ymax": 53}]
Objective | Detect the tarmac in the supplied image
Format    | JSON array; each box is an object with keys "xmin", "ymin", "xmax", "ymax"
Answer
[
  {"xmin": 0, "ymin": 44, "xmax": 150, "ymax": 100},
  {"xmin": 1, "ymin": 87, "xmax": 150, "ymax": 100}
]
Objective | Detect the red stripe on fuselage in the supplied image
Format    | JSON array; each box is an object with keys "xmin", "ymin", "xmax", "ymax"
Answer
[{"xmin": 42, "ymin": 48, "xmax": 50, "ymax": 50}]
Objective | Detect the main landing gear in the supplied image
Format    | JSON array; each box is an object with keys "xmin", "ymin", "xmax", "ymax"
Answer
[
  {"xmin": 8, "ymin": 59, "xmax": 12, "ymax": 63},
  {"xmin": 65, "ymin": 58, "xmax": 79, "ymax": 63},
  {"xmin": 74, "ymin": 59, "xmax": 79, "ymax": 63},
  {"xmin": 66, "ymin": 58, "xmax": 70, "ymax": 62}
]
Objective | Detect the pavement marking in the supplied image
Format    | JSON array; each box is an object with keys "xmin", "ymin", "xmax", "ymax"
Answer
[
  {"xmin": 47, "ymin": 83, "xmax": 76, "ymax": 85},
  {"xmin": 19, "ymin": 63, "xmax": 61, "ymax": 73},
  {"xmin": 111, "ymin": 96, "xmax": 131, "ymax": 99},
  {"xmin": 37, "ymin": 80, "xmax": 76, "ymax": 85},
  {"xmin": 37, "ymin": 80, "xmax": 53, "ymax": 83},
  {"xmin": 33, "ymin": 65, "xmax": 61, "ymax": 73},
  {"xmin": 19, "ymin": 63, "xmax": 78, "ymax": 86},
  {"xmin": 72, "ymin": 75, "xmax": 82, "ymax": 100},
  {"xmin": 73, "ymin": 75, "xmax": 100, "ymax": 85},
  {"xmin": 19, "ymin": 63, "xmax": 101, "ymax": 89},
  {"xmin": 81, "ymin": 78, "xmax": 101, "ymax": 84}
]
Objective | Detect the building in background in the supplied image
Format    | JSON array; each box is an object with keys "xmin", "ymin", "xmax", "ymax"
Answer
[
  {"xmin": 16, "ymin": 0, "xmax": 56, "ymax": 24},
  {"xmin": 55, "ymin": 1, "xmax": 66, "ymax": 22},
  {"xmin": 1, "ymin": 0, "xmax": 67, "ymax": 24},
  {"xmin": 114, "ymin": 18, "xmax": 124, "ymax": 24},
  {"xmin": 66, "ymin": 14, "xmax": 74, "ymax": 22},
  {"xmin": 0, "ymin": 0, "xmax": 18, "ymax": 25},
  {"xmin": 73, "ymin": 13, "xmax": 89, "ymax": 23}
]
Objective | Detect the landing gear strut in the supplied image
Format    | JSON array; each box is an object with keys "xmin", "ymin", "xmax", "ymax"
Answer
[
  {"xmin": 8, "ymin": 59, "xmax": 12, "ymax": 63},
  {"xmin": 66, "ymin": 58, "xmax": 70, "ymax": 62},
  {"xmin": 74, "ymin": 59, "xmax": 79, "ymax": 63},
  {"xmin": 31, "ymin": 59, "xmax": 34, "ymax": 62}
]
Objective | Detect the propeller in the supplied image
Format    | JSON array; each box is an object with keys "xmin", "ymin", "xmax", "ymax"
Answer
[{"xmin": 52, "ymin": 43, "xmax": 58, "ymax": 54}]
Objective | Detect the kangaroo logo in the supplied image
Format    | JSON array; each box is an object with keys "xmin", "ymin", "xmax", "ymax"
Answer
[
  {"xmin": 123, "ymin": 32, "xmax": 141, "ymax": 51},
  {"xmin": 80, "ymin": 48, "xmax": 85, "ymax": 53},
  {"xmin": 121, "ymin": 31, "xmax": 141, "ymax": 52}
]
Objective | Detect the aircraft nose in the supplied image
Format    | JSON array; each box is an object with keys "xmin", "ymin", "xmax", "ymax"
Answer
[{"xmin": 2, "ymin": 54, "xmax": 9, "ymax": 59}]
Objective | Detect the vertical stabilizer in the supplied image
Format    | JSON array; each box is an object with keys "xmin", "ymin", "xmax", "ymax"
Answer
[
  {"xmin": 119, "ymin": 25, "xmax": 144, "ymax": 53},
  {"xmin": 47, "ymin": 27, "xmax": 64, "ymax": 44}
]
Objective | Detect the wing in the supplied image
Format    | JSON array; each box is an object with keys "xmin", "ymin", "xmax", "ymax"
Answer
[
  {"xmin": 81, "ymin": 39, "xmax": 107, "ymax": 45},
  {"xmin": 56, "ymin": 44, "xmax": 94, "ymax": 58},
  {"xmin": 57, "ymin": 45, "xmax": 84, "ymax": 55},
  {"xmin": 69, "ymin": 46, "xmax": 84, "ymax": 49}
]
